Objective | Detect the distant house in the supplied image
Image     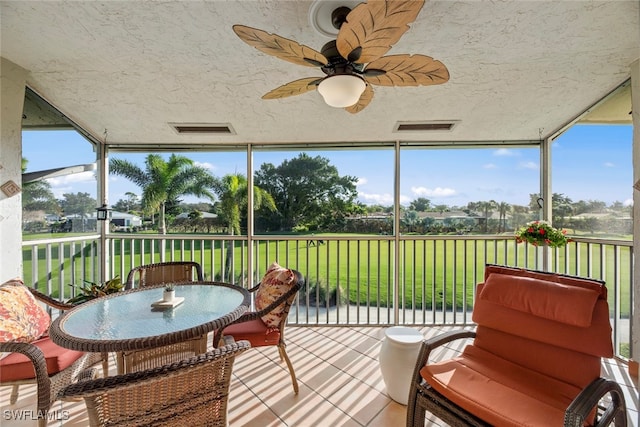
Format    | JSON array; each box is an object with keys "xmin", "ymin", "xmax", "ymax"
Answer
[
  {"xmin": 109, "ymin": 211, "xmax": 143, "ymax": 231},
  {"xmin": 417, "ymin": 210, "xmax": 474, "ymax": 221},
  {"xmin": 44, "ymin": 214, "xmax": 61, "ymax": 223},
  {"xmin": 175, "ymin": 212, "xmax": 218, "ymax": 219}
]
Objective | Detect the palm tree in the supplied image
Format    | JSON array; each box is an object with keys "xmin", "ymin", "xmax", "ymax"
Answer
[
  {"xmin": 401, "ymin": 210, "xmax": 420, "ymax": 233},
  {"xmin": 21, "ymin": 158, "xmax": 60, "ymax": 214},
  {"xmin": 210, "ymin": 173, "xmax": 276, "ymax": 279},
  {"xmin": 468, "ymin": 200, "xmax": 497, "ymax": 233},
  {"xmin": 497, "ymin": 201, "xmax": 511, "ymax": 233},
  {"xmin": 110, "ymin": 154, "xmax": 217, "ymax": 234},
  {"xmin": 211, "ymin": 173, "xmax": 276, "ymax": 235}
]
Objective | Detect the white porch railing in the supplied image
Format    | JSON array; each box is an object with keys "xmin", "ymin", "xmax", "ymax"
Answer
[{"xmin": 22, "ymin": 234, "xmax": 633, "ymax": 359}]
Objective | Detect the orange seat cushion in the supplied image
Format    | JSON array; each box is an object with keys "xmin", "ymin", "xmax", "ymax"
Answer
[
  {"xmin": 223, "ymin": 318, "xmax": 280, "ymax": 347},
  {"xmin": 0, "ymin": 336, "xmax": 85, "ymax": 382},
  {"xmin": 421, "ymin": 345, "xmax": 582, "ymax": 427}
]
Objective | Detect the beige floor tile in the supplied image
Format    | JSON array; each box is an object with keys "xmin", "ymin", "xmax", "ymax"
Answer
[
  {"xmin": 228, "ymin": 381, "xmax": 282, "ymax": 426},
  {"xmin": 2, "ymin": 326, "xmax": 636, "ymax": 427},
  {"xmin": 325, "ymin": 379, "xmax": 392, "ymax": 426},
  {"xmin": 299, "ymin": 362, "xmax": 351, "ymax": 397},
  {"xmin": 367, "ymin": 400, "xmax": 408, "ymax": 427}
]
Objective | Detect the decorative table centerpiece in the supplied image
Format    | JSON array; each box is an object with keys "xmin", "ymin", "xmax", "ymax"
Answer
[
  {"xmin": 515, "ymin": 220, "xmax": 570, "ymax": 247},
  {"xmin": 151, "ymin": 284, "xmax": 184, "ymax": 309},
  {"xmin": 163, "ymin": 284, "xmax": 175, "ymax": 302}
]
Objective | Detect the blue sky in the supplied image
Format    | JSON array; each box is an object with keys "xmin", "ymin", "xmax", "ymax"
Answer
[{"xmin": 22, "ymin": 124, "xmax": 633, "ymax": 209}]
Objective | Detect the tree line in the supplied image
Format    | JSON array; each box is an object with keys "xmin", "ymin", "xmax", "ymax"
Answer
[{"xmin": 22, "ymin": 155, "xmax": 632, "ymax": 237}]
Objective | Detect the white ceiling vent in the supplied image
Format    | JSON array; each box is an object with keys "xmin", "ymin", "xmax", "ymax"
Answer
[
  {"xmin": 171, "ymin": 123, "xmax": 235, "ymax": 135},
  {"xmin": 393, "ymin": 121, "xmax": 458, "ymax": 132}
]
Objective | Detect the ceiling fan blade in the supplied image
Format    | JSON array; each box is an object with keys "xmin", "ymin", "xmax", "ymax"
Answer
[
  {"xmin": 364, "ymin": 54, "xmax": 449, "ymax": 86},
  {"xmin": 233, "ymin": 25, "xmax": 328, "ymax": 68},
  {"xmin": 336, "ymin": 0, "xmax": 425, "ymax": 64},
  {"xmin": 345, "ymin": 84, "xmax": 374, "ymax": 114},
  {"xmin": 262, "ymin": 77, "xmax": 322, "ymax": 100}
]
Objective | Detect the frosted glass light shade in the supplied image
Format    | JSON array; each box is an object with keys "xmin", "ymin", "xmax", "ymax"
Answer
[{"xmin": 317, "ymin": 75, "xmax": 366, "ymax": 108}]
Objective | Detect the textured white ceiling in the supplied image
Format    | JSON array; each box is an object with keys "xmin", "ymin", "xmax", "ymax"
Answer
[{"xmin": 1, "ymin": 0, "xmax": 638, "ymax": 147}]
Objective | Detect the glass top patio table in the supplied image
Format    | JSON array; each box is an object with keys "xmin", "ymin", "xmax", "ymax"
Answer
[{"xmin": 49, "ymin": 282, "xmax": 250, "ymax": 353}]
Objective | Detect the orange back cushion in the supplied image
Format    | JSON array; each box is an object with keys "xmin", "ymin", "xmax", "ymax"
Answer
[
  {"xmin": 483, "ymin": 264, "xmax": 606, "ymax": 297},
  {"xmin": 472, "ymin": 268, "xmax": 613, "ymax": 387}
]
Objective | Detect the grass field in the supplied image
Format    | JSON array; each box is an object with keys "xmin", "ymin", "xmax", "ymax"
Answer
[{"xmin": 22, "ymin": 233, "xmax": 632, "ymax": 318}]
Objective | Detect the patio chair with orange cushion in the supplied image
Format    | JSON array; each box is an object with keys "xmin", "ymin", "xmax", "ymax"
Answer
[
  {"xmin": 58, "ymin": 341, "xmax": 250, "ymax": 427},
  {"xmin": 216, "ymin": 262, "xmax": 304, "ymax": 393},
  {"xmin": 406, "ymin": 264, "xmax": 628, "ymax": 427},
  {"xmin": 0, "ymin": 278, "xmax": 103, "ymax": 427}
]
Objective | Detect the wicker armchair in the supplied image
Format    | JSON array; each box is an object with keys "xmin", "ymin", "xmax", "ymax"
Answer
[
  {"xmin": 0, "ymin": 280, "xmax": 103, "ymax": 427},
  {"xmin": 120, "ymin": 261, "xmax": 206, "ymax": 374},
  {"xmin": 58, "ymin": 341, "xmax": 250, "ymax": 427},
  {"xmin": 216, "ymin": 267, "xmax": 304, "ymax": 394},
  {"xmin": 125, "ymin": 261, "xmax": 204, "ymax": 290}
]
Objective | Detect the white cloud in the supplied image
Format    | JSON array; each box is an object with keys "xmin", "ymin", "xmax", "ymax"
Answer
[
  {"xmin": 358, "ymin": 191, "xmax": 394, "ymax": 205},
  {"xmin": 399, "ymin": 194, "xmax": 412, "ymax": 205},
  {"xmin": 51, "ymin": 187, "xmax": 73, "ymax": 198},
  {"xmin": 46, "ymin": 171, "xmax": 96, "ymax": 186},
  {"xmin": 411, "ymin": 186, "xmax": 457, "ymax": 197},
  {"xmin": 519, "ymin": 161, "xmax": 538, "ymax": 170},
  {"xmin": 624, "ymin": 198, "xmax": 633, "ymax": 207},
  {"xmin": 356, "ymin": 177, "xmax": 368, "ymax": 186},
  {"xmin": 494, "ymin": 148, "xmax": 517, "ymax": 157},
  {"xmin": 483, "ymin": 163, "xmax": 497, "ymax": 169},
  {"xmin": 45, "ymin": 171, "xmax": 97, "ymax": 198},
  {"xmin": 194, "ymin": 161, "xmax": 216, "ymax": 171},
  {"xmin": 603, "ymin": 162, "xmax": 615, "ymax": 168}
]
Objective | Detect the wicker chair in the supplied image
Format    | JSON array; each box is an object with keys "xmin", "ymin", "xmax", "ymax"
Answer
[
  {"xmin": 216, "ymin": 267, "xmax": 304, "ymax": 394},
  {"xmin": 125, "ymin": 261, "xmax": 204, "ymax": 290},
  {"xmin": 120, "ymin": 261, "xmax": 206, "ymax": 374},
  {"xmin": 0, "ymin": 280, "xmax": 103, "ymax": 427},
  {"xmin": 58, "ymin": 341, "xmax": 250, "ymax": 427},
  {"xmin": 406, "ymin": 265, "xmax": 628, "ymax": 427}
]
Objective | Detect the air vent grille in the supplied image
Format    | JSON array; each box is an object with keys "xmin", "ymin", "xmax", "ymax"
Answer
[
  {"xmin": 171, "ymin": 123, "xmax": 235, "ymax": 134},
  {"xmin": 394, "ymin": 121, "xmax": 457, "ymax": 132}
]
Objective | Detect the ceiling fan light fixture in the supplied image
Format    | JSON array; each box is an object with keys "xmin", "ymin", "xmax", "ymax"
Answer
[{"xmin": 317, "ymin": 75, "xmax": 366, "ymax": 108}]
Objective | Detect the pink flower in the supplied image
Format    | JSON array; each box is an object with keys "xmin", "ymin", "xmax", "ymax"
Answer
[{"xmin": 539, "ymin": 229, "xmax": 545, "ymax": 235}]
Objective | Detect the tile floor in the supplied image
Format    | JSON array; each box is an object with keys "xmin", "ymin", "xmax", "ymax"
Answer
[{"xmin": 2, "ymin": 326, "xmax": 638, "ymax": 427}]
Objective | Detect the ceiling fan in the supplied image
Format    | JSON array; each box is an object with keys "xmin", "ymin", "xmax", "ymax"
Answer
[{"xmin": 233, "ymin": 0, "xmax": 449, "ymax": 113}]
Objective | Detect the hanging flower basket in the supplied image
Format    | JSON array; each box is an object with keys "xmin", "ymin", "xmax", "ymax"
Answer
[{"xmin": 515, "ymin": 220, "xmax": 570, "ymax": 248}]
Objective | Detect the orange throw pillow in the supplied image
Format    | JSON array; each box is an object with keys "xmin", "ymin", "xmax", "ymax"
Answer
[{"xmin": 255, "ymin": 262, "xmax": 296, "ymax": 330}]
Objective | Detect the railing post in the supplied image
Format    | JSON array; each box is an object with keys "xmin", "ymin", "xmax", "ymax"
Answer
[
  {"xmin": 393, "ymin": 140, "xmax": 401, "ymax": 325},
  {"xmin": 97, "ymin": 139, "xmax": 109, "ymax": 281},
  {"xmin": 540, "ymin": 135, "xmax": 553, "ymax": 271}
]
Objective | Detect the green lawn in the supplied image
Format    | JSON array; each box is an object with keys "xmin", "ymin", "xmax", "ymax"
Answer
[{"xmin": 22, "ymin": 233, "xmax": 632, "ymax": 318}]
